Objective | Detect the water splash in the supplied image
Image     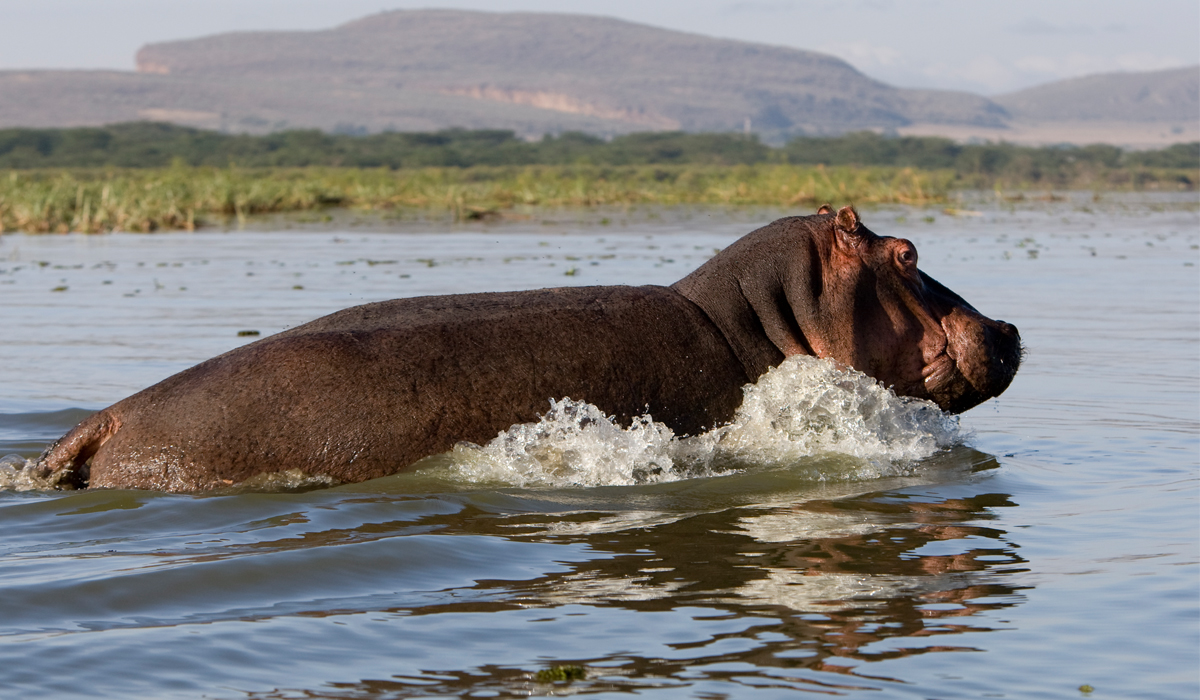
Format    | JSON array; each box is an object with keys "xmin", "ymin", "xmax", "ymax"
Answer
[
  {"xmin": 0, "ymin": 454, "xmax": 57, "ymax": 491},
  {"xmin": 698, "ymin": 355, "xmax": 961, "ymax": 477},
  {"xmin": 436, "ymin": 399, "xmax": 680, "ymax": 488},
  {"xmin": 438, "ymin": 355, "xmax": 961, "ymax": 488}
]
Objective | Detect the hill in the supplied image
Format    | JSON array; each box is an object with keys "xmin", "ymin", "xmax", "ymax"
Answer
[
  {"xmin": 1, "ymin": 10, "xmax": 1003, "ymax": 138},
  {"xmin": 994, "ymin": 66, "xmax": 1199, "ymax": 123},
  {"xmin": 0, "ymin": 10, "xmax": 1193, "ymax": 147}
]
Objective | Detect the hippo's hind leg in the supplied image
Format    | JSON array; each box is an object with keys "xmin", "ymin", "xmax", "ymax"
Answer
[{"xmin": 34, "ymin": 410, "xmax": 121, "ymax": 489}]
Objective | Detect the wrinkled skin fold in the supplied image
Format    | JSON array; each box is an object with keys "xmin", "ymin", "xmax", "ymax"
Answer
[
  {"xmin": 37, "ymin": 207, "xmax": 1021, "ymax": 491},
  {"xmin": 673, "ymin": 206, "xmax": 1022, "ymax": 414}
]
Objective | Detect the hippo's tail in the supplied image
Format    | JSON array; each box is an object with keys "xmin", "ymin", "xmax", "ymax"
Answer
[{"xmin": 34, "ymin": 410, "xmax": 120, "ymax": 489}]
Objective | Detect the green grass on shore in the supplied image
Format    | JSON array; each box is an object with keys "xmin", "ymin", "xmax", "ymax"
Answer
[
  {"xmin": 0, "ymin": 164, "xmax": 954, "ymax": 233},
  {"xmin": 0, "ymin": 162, "xmax": 1193, "ymax": 234}
]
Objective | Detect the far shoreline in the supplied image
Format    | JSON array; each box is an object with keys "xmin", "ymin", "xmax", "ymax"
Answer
[
  {"xmin": 1, "ymin": 164, "xmax": 1195, "ymax": 235},
  {"xmin": 2, "ymin": 190, "xmax": 1195, "ymax": 238}
]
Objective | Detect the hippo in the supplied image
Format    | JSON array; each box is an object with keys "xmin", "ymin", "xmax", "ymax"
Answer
[{"xmin": 35, "ymin": 206, "xmax": 1021, "ymax": 491}]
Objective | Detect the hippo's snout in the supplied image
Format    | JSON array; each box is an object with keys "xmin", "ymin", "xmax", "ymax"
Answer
[
  {"xmin": 978, "ymin": 318, "xmax": 1022, "ymax": 388},
  {"xmin": 927, "ymin": 311, "xmax": 1022, "ymax": 414}
]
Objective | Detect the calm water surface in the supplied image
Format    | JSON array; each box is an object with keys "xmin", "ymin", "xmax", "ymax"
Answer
[{"xmin": 1, "ymin": 197, "xmax": 1197, "ymax": 699}]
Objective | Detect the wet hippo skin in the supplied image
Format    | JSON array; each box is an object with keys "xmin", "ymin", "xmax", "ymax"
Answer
[{"xmin": 37, "ymin": 206, "xmax": 1021, "ymax": 491}]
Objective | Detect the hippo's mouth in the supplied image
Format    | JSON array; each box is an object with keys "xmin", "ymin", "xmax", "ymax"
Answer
[
  {"xmin": 916, "ymin": 316, "xmax": 972, "ymax": 412},
  {"xmin": 922, "ymin": 352, "xmax": 957, "ymax": 392},
  {"xmin": 917, "ymin": 313, "xmax": 1022, "ymax": 414},
  {"xmin": 919, "ymin": 319, "xmax": 956, "ymax": 397},
  {"xmin": 918, "ymin": 349, "xmax": 978, "ymax": 414}
]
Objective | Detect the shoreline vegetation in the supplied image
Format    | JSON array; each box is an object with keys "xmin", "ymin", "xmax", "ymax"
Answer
[
  {"xmin": 3, "ymin": 165, "xmax": 958, "ymax": 233},
  {"xmin": 1, "ymin": 124, "xmax": 1195, "ymax": 233}
]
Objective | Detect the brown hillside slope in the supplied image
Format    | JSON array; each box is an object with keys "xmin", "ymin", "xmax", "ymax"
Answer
[
  {"xmin": 0, "ymin": 9, "xmax": 1008, "ymax": 136},
  {"xmin": 897, "ymin": 65, "xmax": 1199, "ymax": 148},
  {"xmin": 995, "ymin": 66, "xmax": 1199, "ymax": 123},
  {"xmin": 0, "ymin": 68, "xmax": 631, "ymax": 135}
]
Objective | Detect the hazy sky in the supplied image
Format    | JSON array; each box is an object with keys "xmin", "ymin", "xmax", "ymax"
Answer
[{"xmin": 3, "ymin": 0, "xmax": 1197, "ymax": 95}]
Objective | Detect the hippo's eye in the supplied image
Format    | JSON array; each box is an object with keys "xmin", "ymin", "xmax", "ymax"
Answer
[{"xmin": 897, "ymin": 247, "xmax": 917, "ymax": 268}]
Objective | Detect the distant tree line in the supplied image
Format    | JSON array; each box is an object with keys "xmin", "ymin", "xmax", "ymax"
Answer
[{"xmin": 0, "ymin": 122, "xmax": 1195, "ymax": 179}]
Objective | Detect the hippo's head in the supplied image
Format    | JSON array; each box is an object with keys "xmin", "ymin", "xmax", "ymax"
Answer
[{"xmin": 672, "ymin": 206, "xmax": 1021, "ymax": 413}]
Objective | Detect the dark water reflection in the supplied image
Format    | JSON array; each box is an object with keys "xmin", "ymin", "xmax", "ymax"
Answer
[
  {"xmin": 404, "ymin": 480, "xmax": 1027, "ymax": 696},
  {"xmin": 3, "ymin": 439, "xmax": 1029, "ymax": 698}
]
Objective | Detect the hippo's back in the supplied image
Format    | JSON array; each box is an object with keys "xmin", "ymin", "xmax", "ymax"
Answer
[{"xmin": 79, "ymin": 285, "xmax": 747, "ymax": 490}]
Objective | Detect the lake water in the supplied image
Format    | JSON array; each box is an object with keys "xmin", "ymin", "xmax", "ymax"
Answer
[{"xmin": 1, "ymin": 195, "xmax": 1197, "ymax": 699}]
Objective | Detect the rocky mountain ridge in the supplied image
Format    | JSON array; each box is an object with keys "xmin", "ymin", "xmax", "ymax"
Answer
[{"xmin": 0, "ymin": 10, "xmax": 1194, "ymax": 145}]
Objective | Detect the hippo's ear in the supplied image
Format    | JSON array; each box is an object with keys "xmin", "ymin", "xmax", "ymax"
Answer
[
  {"xmin": 833, "ymin": 205, "xmax": 863, "ymax": 250},
  {"xmin": 816, "ymin": 204, "xmax": 833, "ymax": 215},
  {"xmin": 835, "ymin": 205, "xmax": 859, "ymax": 234}
]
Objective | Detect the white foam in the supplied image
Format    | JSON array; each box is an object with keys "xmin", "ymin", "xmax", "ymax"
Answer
[
  {"xmin": 437, "ymin": 398, "xmax": 681, "ymax": 488},
  {"xmin": 0, "ymin": 454, "xmax": 58, "ymax": 492},
  {"xmin": 697, "ymin": 355, "xmax": 961, "ymax": 478},
  {"xmin": 435, "ymin": 355, "xmax": 961, "ymax": 488}
]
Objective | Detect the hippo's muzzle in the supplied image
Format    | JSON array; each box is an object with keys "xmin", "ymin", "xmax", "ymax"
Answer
[{"xmin": 924, "ymin": 309, "xmax": 1022, "ymax": 414}]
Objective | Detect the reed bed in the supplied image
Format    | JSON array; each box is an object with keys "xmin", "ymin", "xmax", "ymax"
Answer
[
  {"xmin": 0, "ymin": 165, "xmax": 954, "ymax": 233},
  {"xmin": 3, "ymin": 162, "xmax": 1191, "ymax": 234}
]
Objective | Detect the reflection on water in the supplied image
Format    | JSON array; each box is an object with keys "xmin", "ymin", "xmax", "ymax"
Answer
[
  {"xmin": 365, "ymin": 451, "xmax": 1022, "ymax": 695},
  {"xmin": 1, "ymin": 441, "xmax": 1022, "ymax": 698}
]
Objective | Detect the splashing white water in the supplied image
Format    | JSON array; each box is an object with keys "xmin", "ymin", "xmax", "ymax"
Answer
[
  {"xmin": 436, "ymin": 399, "xmax": 680, "ymax": 488},
  {"xmin": 438, "ymin": 355, "xmax": 961, "ymax": 488},
  {"xmin": 699, "ymin": 355, "xmax": 961, "ymax": 474},
  {"xmin": 0, "ymin": 454, "xmax": 57, "ymax": 491}
]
